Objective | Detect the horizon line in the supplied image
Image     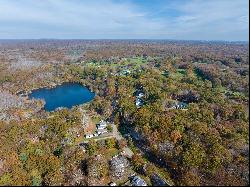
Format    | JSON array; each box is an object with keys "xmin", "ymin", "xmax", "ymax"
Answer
[{"xmin": 0, "ymin": 38, "xmax": 249, "ymax": 43}]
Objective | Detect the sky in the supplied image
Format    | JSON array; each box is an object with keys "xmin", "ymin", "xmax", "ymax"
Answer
[{"xmin": 0, "ymin": 0, "xmax": 249, "ymax": 41}]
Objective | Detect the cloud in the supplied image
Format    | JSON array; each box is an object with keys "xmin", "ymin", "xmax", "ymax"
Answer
[
  {"xmin": 0, "ymin": 0, "xmax": 167, "ymax": 38},
  {"xmin": 159, "ymin": 0, "xmax": 249, "ymax": 40},
  {"xmin": 0, "ymin": 0, "xmax": 248, "ymax": 40}
]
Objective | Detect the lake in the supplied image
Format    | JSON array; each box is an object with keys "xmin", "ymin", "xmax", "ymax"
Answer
[{"xmin": 28, "ymin": 82, "xmax": 95, "ymax": 111}]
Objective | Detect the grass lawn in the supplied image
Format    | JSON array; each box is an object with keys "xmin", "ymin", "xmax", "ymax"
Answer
[
  {"xmin": 216, "ymin": 86, "xmax": 246, "ymax": 97},
  {"xmin": 92, "ymin": 115, "xmax": 101, "ymax": 124},
  {"xmin": 170, "ymin": 69, "xmax": 186, "ymax": 79},
  {"xmin": 213, "ymin": 86, "xmax": 227, "ymax": 94},
  {"xmin": 85, "ymin": 56, "xmax": 150, "ymax": 70},
  {"xmin": 155, "ymin": 167, "xmax": 175, "ymax": 186},
  {"xmin": 100, "ymin": 148, "xmax": 120, "ymax": 160},
  {"xmin": 177, "ymin": 69, "xmax": 186, "ymax": 74}
]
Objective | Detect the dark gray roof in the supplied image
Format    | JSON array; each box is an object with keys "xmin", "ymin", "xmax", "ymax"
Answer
[
  {"xmin": 151, "ymin": 173, "xmax": 167, "ymax": 186},
  {"xmin": 131, "ymin": 176, "xmax": 147, "ymax": 186}
]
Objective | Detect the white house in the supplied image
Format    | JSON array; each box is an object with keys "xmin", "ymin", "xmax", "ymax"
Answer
[
  {"xmin": 96, "ymin": 129, "xmax": 108, "ymax": 135},
  {"xmin": 138, "ymin": 93, "xmax": 144, "ymax": 98},
  {"xmin": 97, "ymin": 125, "xmax": 106, "ymax": 130},
  {"xmin": 85, "ymin": 134, "xmax": 93, "ymax": 139},
  {"xmin": 97, "ymin": 120, "xmax": 108, "ymax": 130},
  {"xmin": 135, "ymin": 90, "xmax": 144, "ymax": 98},
  {"xmin": 97, "ymin": 120, "xmax": 107, "ymax": 127},
  {"xmin": 109, "ymin": 182, "xmax": 117, "ymax": 186},
  {"xmin": 136, "ymin": 98, "xmax": 143, "ymax": 108}
]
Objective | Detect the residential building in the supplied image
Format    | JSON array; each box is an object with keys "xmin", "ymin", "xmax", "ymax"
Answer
[
  {"xmin": 97, "ymin": 125, "xmax": 106, "ymax": 130},
  {"xmin": 138, "ymin": 92, "xmax": 144, "ymax": 98},
  {"xmin": 136, "ymin": 98, "xmax": 143, "ymax": 108},
  {"xmin": 150, "ymin": 173, "xmax": 167, "ymax": 186},
  {"xmin": 131, "ymin": 176, "xmax": 147, "ymax": 186},
  {"xmin": 97, "ymin": 120, "xmax": 107, "ymax": 129},
  {"xmin": 96, "ymin": 129, "xmax": 108, "ymax": 135},
  {"xmin": 109, "ymin": 182, "xmax": 117, "ymax": 186},
  {"xmin": 85, "ymin": 134, "xmax": 93, "ymax": 139}
]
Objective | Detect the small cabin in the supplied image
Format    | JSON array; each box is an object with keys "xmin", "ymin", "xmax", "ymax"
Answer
[{"xmin": 85, "ymin": 134, "xmax": 93, "ymax": 139}]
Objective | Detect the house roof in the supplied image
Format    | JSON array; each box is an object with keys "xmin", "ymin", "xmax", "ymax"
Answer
[
  {"xmin": 97, "ymin": 125, "xmax": 106, "ymax": 129},
  {"xmin": 96, "ymin": 128, "xmax": 108, "ymax": 132},
  {"xmin": 151, "ymin": 174, "xmax": 167, "ymax": 186},
  {"xmin": 109, "ymin": 182, "xmax": 117, "ymax": 186},
  {"xmin": 131, "ymin": 176, "xmax": 147, "ymax": 186},
  {"xmin": 99, "ymin": 120, "xmax": 107, "ymax": 126}
]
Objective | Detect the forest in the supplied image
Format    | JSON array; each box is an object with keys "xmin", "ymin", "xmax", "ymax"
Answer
[{"xmin": 0, "ymin": 39, "xmax": 249, "ymax": 186}]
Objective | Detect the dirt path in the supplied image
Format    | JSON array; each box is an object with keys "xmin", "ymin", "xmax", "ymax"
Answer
[{"xmin": 79, "ymin": 107, "xmax": 95, "ymax": 132}]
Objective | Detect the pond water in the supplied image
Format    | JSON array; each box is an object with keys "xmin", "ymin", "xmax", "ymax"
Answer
[{"xmin": 28, "ymin": 82, "xmax": 95, "ymax": 112}]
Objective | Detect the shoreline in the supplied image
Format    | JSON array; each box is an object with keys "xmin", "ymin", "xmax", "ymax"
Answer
[
  {"xmin": 16, "ymin": 80, "xmax": 95, "ymax": 97},
  {"xmin": 18, "ymin": 81, "xmax": 96, "ymax": 113}
]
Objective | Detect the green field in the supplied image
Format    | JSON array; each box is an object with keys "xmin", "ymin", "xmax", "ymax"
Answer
[
  {"xmin": 85, "ymin": 56, "xmax": 150, "ymax": 69},
  {"xmin": 170, "ymin": 69, "xmax": 186, "ymax": 79}
]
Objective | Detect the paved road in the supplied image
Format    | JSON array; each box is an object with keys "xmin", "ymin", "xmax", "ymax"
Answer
[
  {"xmin": 122, "ymin": 147, "xmax": 134, "ymax": 158},
  {"xmin": 112, "ymin": 122, "xmax": 123, "ymax": 141},
  {"xmin": 112, "ymin": 123, "xmax": 134, "ymax": 157}
]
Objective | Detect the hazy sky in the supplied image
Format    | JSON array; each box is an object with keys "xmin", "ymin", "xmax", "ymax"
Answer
[{"xmin": 0, "ymin": 0, "xmax": 249, "ymax": 41}]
